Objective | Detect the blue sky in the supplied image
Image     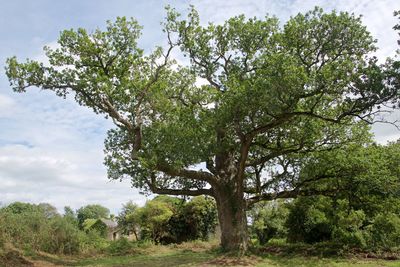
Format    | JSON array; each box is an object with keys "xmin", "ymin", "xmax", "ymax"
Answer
[{"xmin": 0, "ymin": 0, "xmax": 399, "ymax": 214}]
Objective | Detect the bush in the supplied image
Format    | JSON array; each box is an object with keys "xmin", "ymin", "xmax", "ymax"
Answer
[
  {"xmin": 286, "ymin": 197, "xmax": 332, "ymax": 244},
  {"xmin": 0, "ymin": 202, "xmax": 110, "ymax": 255},
  {"xmin": 370, "ymin": 213, "xmax": 400, "ymax": 250},
  {"xmin": 44, "ymin": 216, "xmax": 82, "ymax": 254},
  {"xmin": 168, "ymin": 196, "xmax": 217, "ymax": 243},
  {"xmin": 79, "ymin": 230, "xmax": 108, "ymax": 254},
  {"xmin": 134, "ymin": 196, "xmax": 217, "ymax": 244},
  {"xmin": 107, "ymin": 237, "xmax": 135, "ymax": 255},
  {"xmin": 285, "ymin": 197, "xmax": 400, "ymax": 252},
  {"xmin": 249, "ymin": 200, "xmax": 289, "ymax": 245},
  {"xmin": 332, "ymin": 208, "xmax": 368, "ymax": 249}
]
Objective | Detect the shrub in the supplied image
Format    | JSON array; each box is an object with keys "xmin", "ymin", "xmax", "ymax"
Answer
[
  {"xmin": 370, "ymin": 213, "xmax": 400, "ymax": 250},
  {"xmin": 168, "ymin": 196, "xmax": 217, "ymax": 243},
  {"xmin": 79, "ymin": 230, "xmax": 109, "ymax": 253},
  {"xmin": 286, "ymin": 197, "xmax": 332, "ymax": 244},
  {"xmin": 249, "ymin": 200, "xmax": 289, "ymax": 245},
  {"xmin": 44, "ymin": 216, "xmax": 82, "ymax": 254},
  {"xmin": 332, "ymin": 208, "xmax": 368, "ymax": 249},
  {"xmin": 107, "ymin": 237, "xmax": 135, "ymax": 255},
  {"xmin": 0, "ymin": 202, "xmax": 110, "ymax": 255}
]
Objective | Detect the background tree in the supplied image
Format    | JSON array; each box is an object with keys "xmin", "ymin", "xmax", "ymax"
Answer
[
  {"xmin": 5, "ymin": 7, "xmax": 400, "ymax": 252},
  {"xmin": 168, "ymin": 196, "xmax": 217, "ymax": 243},
  {"xmin": 181, "ymin": 196, "xmax": 217, "ymax": 241},
  {"xmin": 285, "ymin": 140, "xmax": 400, "ymax": 248},
  {"xmin": 249, "ymin": 200, "xmax": 289, "ymax": 245},
  {"xmin": 76, "ymin": 204, "xmax": 110, "ymax": 229},
  {"xmin": 0, "ymin": 202, "xmax": 86, "ymax": 254},
  {"xmin": 37, "ymin": 203, "xmax": 59, "ymax": 219},
  {"xmin": 117, "ymin": 201, "xmax": 140, "ymax": 240},
  {"xmin": 3, "ymin": 202, "xmax": 39, "ymax": 214},
  {"xmin": 64, "ymin": 206, "xmax": 78, "ymax": 225},
  {"xmin": 136, "ymin": 198, "xmax": 174, "ymax": 243}
]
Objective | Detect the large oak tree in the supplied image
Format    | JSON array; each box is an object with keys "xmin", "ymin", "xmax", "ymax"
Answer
[{"xmin": 6, "ymin": 7, "xmax": 400, "ymax": 251}]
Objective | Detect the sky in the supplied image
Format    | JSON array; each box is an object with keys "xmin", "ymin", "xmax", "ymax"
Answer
[{"xmin": 0, "ymin": 0, "xmax": 399, "ymax": 215}]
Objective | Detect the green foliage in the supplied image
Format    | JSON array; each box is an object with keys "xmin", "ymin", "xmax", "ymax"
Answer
[
  {"xmin": 183, "ymin": 196, "xmax": 217, "ymax": 240},
  {"xmin": 42, "ymin": 216, "xmax": 82, "ymax": 254},
  {"xmin": 249, "ymin": 200, "xmax": 289, "ymax": 245},
  {"xmin": 286, "ymin": 197, "xmax": 332, "ymax": 244},
  {"xmin": 83, "ymin": 219, "xmax": 108, "ymax": 238},
  {"xmin": 3, "ymin": 202, "xmax": 37, "ymax": 214},
  {"xmin": 64, "ymin": 206, "xmax": 78, "ymax": 226},
  {"xmin": 370, "ymin": 213, "xmax": 400, "ymax": 250},
  {"xmin": 136, "ymin": 199, "xmax": 174, "ymax": 243},
  {"xmin": 78, "ymin": 229, "xmax": 109, "ymax": 253},
  {"xmin": 168, "ymin": 196, "xmax": 217, "ymax": 243},
  {"xmin": 0, "ymin": 203, "xmax": 83, "ymax": 254},
  {"xmin": 331, "ymin": 204, "xmax": 369, "ymax": 249},
  {"xmin": 1, "ymin": 203, "xmax": 54, "ymax": 250},
  {"xmin": 117, "ymin": 201, "xmax": 140, "ymax": 240},
  {"xmin": 77, "ymin": 204, "xmax": 110, "ymax": 229},
  {"xmin": 117, "ymin": 196, "xmax": 217, "ymax": 244},
  {"xmin": 107, "ymin": 237, "xmax": 135, "ymax": 255},
  {"xmin": 0, "ymin": 202, "xmax": 111, "ymax": 255}
]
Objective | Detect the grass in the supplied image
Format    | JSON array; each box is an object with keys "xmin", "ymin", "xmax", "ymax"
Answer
[
  {"xmin": 3, "ymin": 240, "xmax": 400, "ymax": 267},
  {"xmin": 70, "ymin": 250, "xmax": 215, "ymax": 266},
  {"xmin": 31, "ymin": 250, "xmax": 400, "ymax": 267},
  {"xmin": 257, "ymin": 255, "xmax": 400, "ymax": 267}
]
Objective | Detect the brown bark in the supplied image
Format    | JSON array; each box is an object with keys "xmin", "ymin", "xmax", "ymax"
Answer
[{"xmin": 214, "ymin": 185, "xmax": 248, "ymax": 253}]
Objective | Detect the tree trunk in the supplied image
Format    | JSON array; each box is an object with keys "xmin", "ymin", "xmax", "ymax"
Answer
[{"xmin": 214, "ymin": 187, "xmax": 248, "ymax": 253}]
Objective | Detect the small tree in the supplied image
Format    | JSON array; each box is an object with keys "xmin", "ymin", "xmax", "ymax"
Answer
[
  {"xmin": 137, "ymin": 199, "xmax": 174, "ymax": 243},
  {"xmin": 117, "ymin": 201, "xmax": 140, "ymax": 240},
  {"xmin": 76, "ymin": 204, "xmax": 110, "ymax": 229},
  {"xmin": 6, "ymin": 7, "xmax": 399, "ymax": 252},
  {"xmin": 168, "ymin": 196, "xmax": 217, "ymax": 242},
  {"xmin": 249, "ymin": 200, "xmax": 289, "ymax": 245}
]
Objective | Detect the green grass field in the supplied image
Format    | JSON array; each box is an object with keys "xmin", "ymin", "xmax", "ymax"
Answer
[
  {"xmin": 30, "ymin": 251, "xmax": 400, "ymax": 267},
  {"xmin": 10, "ymin": 242, "xmax": 398, "ymax": 267}
]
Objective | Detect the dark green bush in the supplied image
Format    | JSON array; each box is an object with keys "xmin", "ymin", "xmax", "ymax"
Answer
[
  {"xmin": 370, "ymin": 213, "xmax": 400, "ymax": 250},
  {"xmin": 286, "ymin": 197, "xmax": 332, "ymax": 244},
  {"xmin": 167, "ymin": 196, "xmax": 217, "ymax": 243},
  {"xmin": 331, "ymin": 207, "xmax": 368, "ymax": 249}
]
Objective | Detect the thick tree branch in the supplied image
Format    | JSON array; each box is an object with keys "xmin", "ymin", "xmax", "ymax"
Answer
[
  {"xmin": 246, "ymin": 188, "xmax": 338, "ymax": 207},
  {"xmin": 146, "ymin": 174, "xmax": 214, "ymax": 197},
  {"xmin": 155, "ymin": 162, "xmax": 218, "ymax": 186},
  {"xmin": 150, "ymin": 186, "xmax": 214, "ymax": 197}
]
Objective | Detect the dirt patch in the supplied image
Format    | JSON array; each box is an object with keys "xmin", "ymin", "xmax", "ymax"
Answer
[{"xmin": 0, "ymin": 250, "xmax": 34, "ymax": 267}]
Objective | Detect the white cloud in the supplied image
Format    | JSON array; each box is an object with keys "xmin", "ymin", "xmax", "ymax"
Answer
[
  {"xmin": 0, "ymin": 94, "xmax": 15, "ymax": 118},
  {"xmin": 0, "ymin": 143, "xmax": 147, "ymax": 214}
]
